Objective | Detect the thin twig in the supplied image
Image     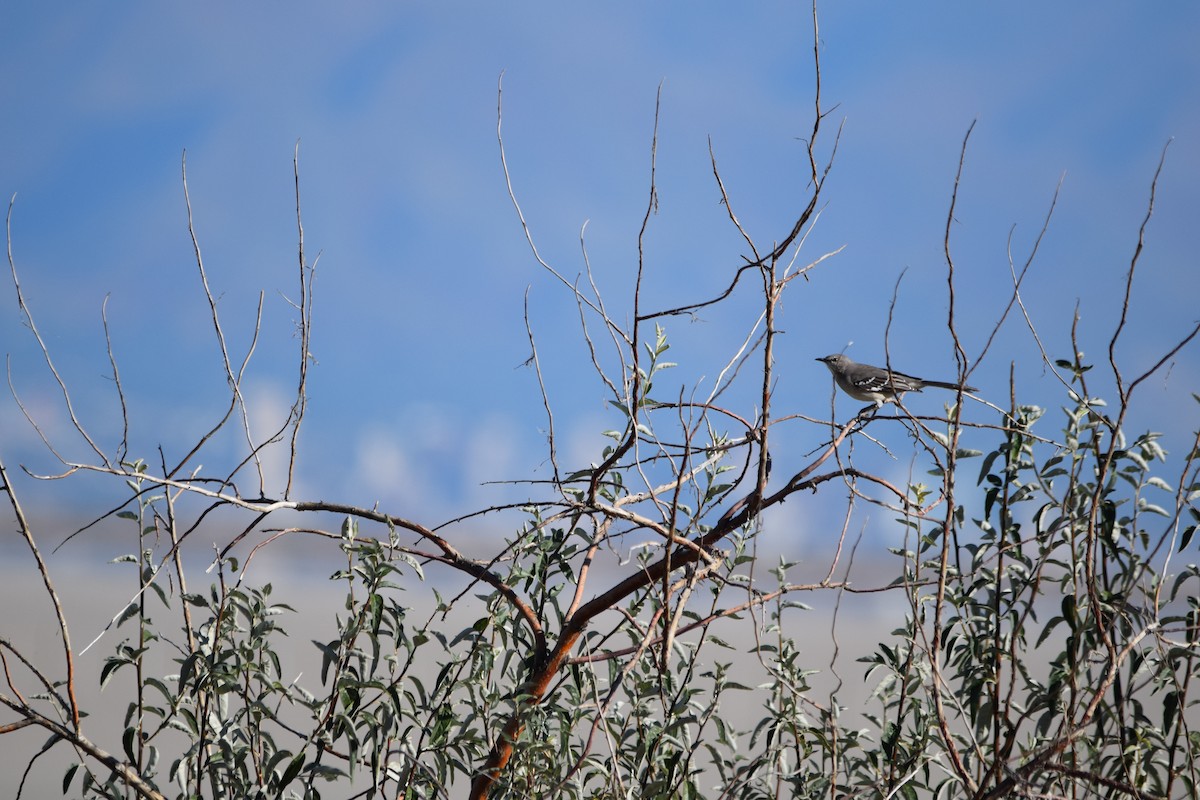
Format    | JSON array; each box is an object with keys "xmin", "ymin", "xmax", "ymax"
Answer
[
  {"xmin": 0, "ymin": 457, "xmax": 80, "ymax": 729},
  {"xmin": 6, "ymin": 196, "xmax": 109, "ymax": 466}
]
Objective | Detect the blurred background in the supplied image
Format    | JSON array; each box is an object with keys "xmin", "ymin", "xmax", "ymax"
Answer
[
  {"xmin": 1, "ymin": 3, "xmax": 1197, "ymax": 793},
  {"xmin": 2, "ymin": 3, "xmax": 1196, "ymax": 523}
]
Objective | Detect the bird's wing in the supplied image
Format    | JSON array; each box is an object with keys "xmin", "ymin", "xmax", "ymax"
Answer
[
  {"xmin": 876, "ymin": 369, "xmax": 925, "ymax": 393},
  {"xmin": 845, "ymin": 368, "xmax": 918, "ymax": 394}
]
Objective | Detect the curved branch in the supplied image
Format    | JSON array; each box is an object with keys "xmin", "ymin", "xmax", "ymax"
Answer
[{"xmin": 0, "ymin": 692, "xmax": 165, "ymax": 800}]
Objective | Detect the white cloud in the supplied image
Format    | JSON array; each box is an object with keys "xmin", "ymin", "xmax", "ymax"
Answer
[{"xmin": 352, "ymin": 428, "xmax": 416, "ymax": 505}]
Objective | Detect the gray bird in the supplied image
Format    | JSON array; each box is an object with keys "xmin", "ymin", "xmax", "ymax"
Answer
[{"xmin": 817, "ymin": 353, "xmax": 976, "ymax": 406}]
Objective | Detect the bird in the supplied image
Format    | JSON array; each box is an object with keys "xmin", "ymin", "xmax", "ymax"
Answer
[{"xmin": 816, "ymin": 353, "xmax": 976, "ymax": 407}]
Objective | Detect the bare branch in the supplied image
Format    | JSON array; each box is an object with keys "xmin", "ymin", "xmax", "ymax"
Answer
[
  {"xmin": 285, "ymin": 140, "xmax": 314, "ymax": 499},
  {"xmin": 496, "ymin": 72, "xmax": 629, "ymax": 346},
  {"xmin": 6, "ymin": 196, "xmax": 109, "ymax": 466},
  {"xmin": 1109, "ymin": 139, "xmax": 1172, "ymax": 400},
  {"xmin": 0, "ymin": 457, "xmax": 80, "ymax": 729},
  {"xmin": 523, "ymin": 286, "xmax": 560, "ymax": 488}
]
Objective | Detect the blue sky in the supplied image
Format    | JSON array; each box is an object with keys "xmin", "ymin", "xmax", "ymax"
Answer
[{"xmin": 2, "ymin": 4, "xmax": 1197, "ymax": 536}]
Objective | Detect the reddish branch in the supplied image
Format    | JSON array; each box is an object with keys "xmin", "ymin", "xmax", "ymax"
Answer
[{"xmin": 467, "ymin": 409, "xmax": 871, "ymax": 798}]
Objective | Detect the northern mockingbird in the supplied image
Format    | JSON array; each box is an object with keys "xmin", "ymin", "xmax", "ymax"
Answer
[{"xmin": 817, "ymin": 353, "xmax": 976, "ymax": 407}]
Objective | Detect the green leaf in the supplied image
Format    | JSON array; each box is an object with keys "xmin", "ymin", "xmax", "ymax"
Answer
[
  {"xmin": 279, "ymin": 752, "xmax": 306, "ymax": 789},
  {"xmin": 99, "ymin": 658, "xmax": 125, "ymax": 690},
  {"xmin": 122, "ymin": 726, "xmax": 138, "ymax": 764},
  {"xmin": 1179, "ymin": 525, "xmax": 1195, "ymax": 552},
  {"xmin": 1061, "ymin": 595, "xmax": 1077, "ymax": 632},
  {"xmin": 62, "ymin": 763, "xmax": 80, "ymax": 794},
  {"xmin": 314, "ymin": 640, "xmax": 339, "ymax": 684},
  {"xmin": 1137, "ymin": 499, "xmax": 1169, "ymax": 517},
  {"xmin": 1163, "ymin": 691, "xmax": 1179, "ymax": 732}
]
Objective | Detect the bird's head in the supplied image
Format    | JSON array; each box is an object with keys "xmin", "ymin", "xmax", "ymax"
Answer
[{"xmin": 816, "ymin": 353, "xmax": 850, "ymax": 370}]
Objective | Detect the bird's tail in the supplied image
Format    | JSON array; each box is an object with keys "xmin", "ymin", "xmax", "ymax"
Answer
[{"xmin": 924, "ymin": 379, "xmax": 977, "ymax": 393}]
